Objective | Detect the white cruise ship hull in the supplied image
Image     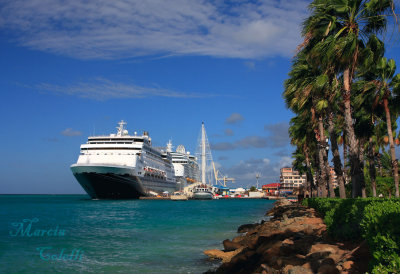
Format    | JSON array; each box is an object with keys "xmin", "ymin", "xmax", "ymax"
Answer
[{"xmin": 71, "ymin": 164, "xmax": 177, "ymax": 199}]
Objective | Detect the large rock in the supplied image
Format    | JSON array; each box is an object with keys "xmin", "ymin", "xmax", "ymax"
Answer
[
  {"xmin": 274, "ymin": 199, "xmax": 292, "ymax": 207},
  {"xmin": 222, "ymin": 239, "xmax": 242, "ymax": 251},
  {"xmin": 237, "ymin": 223, "xmax": 259, "ymax": 233},
  {"xmin": 317, "ymin": 264, "xmax": 340, "ymax": 274},
  {"xmin": 293, "ymin": 236, "xmax": 315, "ymax": 255},
  {"xmin": 204, "ymin": 248, "xmax": 243, "ymax": 263},
  {"xmin": 283, "ymin": 265, "xmax": 313, "ymax": 274},
  {"xmin": 206, "ymin": 200, "xmax": 367, "ymax": 274}
]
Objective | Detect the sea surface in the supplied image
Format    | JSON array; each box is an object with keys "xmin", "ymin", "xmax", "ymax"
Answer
[{"xmin": 0, "ymin": 195, "xmax": 274, "ymax": 273}]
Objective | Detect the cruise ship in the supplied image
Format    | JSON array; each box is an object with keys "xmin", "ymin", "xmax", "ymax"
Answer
[
  {"xmin": 70, "ymin": 121, "xmax": 177, "ymax": 199},
  {"xmin": 166, "ymin": 141, "xmax": 199, "ymax": 190}
]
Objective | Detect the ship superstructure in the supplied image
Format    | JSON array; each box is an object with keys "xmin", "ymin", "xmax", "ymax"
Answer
[
  {"xmin": 166, "ymin": 141, "xmax": 199, "ymax": 189},
  {"xmin": 71, "ymin": 121, "xmax": 177, "ymax": 199}
]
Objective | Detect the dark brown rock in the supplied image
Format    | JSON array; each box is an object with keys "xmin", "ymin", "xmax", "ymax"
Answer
[
  {"xmin": 284, "ymin": 265, "xmax": 313, "ymax": 274},
  {"xmin": 293, "ymin": 236, "xmax": 315, "ymax": 255},
  {"xmin": 261, "ymin": 264, "xmax": 280, "ymax": 274},
  {"xmin": 237, "ymin": 223, "xmax": 259, "ymax": 233},
  {"xmin": 222, "ymin": 239, "xmax": 242, "ymax": 252},
  {"xmin": 317, "ymin": 264, "xmax": 340, "ymax": 274}
]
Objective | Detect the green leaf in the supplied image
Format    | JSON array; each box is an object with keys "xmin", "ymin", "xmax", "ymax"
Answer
[
  {"xmin": 316, "ymin": 100, "xmax": 328, "ymax": 111},
  {"xmin": 377, "ymin": 57, "xmax": 387, "ymax": 70},
  {"xmin": 316, "ymin": 74, "xmax": 329, "ymax": 89},
  {"xmin": 388, "ymin": 59, "xmax": 396, "ymax": 72}
]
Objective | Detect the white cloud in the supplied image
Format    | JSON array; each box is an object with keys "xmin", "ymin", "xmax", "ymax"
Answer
[
  {"xmin": 217, "ymin": 154, "xmax": 296, "ymax": 187},
  {"xmin": 37, "ymin": 78, "xmax": 213, "ymax": 100},
  {"xmin": 61, "ymin": 128, "xmax": 82, "ymax": 136},
  {"xmin": 224, "ymin": 157, "xmax": 277, "ymax": 187},
  {"xmin": 0, "ymin": 0, "xmax": 308, "ymax": 60},
  {"xmin": 273, "ymin": 156, "xmax": 292, "ymax": 172},
  {"xmin": 226, "ymin": 113, "xmax": 244, "ymax": 124}
]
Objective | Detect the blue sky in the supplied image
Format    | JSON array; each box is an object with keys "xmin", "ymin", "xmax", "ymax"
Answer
[{"xmin": 1, "ymin": 0, "xmax": 399, "ymax": 194}]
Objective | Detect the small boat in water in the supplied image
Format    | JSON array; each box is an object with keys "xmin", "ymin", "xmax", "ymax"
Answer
[{"xmin": 192, "ymin": 184, "xmax": 213, "ymax": 200}]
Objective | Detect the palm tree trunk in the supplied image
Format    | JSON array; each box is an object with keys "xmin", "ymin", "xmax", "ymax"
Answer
[
  {"xmin": 317, "ymin": 117, "xmax": 328, "ymax": 197},
  {"xmin": 313, "ymin": 153, "xmax": 319, "ymax": 197},
  {"xmin": 343, "ymin": 68, "xmax": 365, "ymax": 197},
  {"xmin": 383, "ymin": 98, "xmax": 399, "ymax": 197},
  {"xmin": 343, "ymin": 131, "xmax": 348, "ymax": 183},
  {"xmin": 322, "ymin": 115, "xmax": 334, "ymax": 198},
  {"xmin": 359, "ymin": 139, "xmax": 367, "ymax": 198},
  {"xmin": 368, "ymin": 139, "xmax": 377, "ymax": 197},
  {"xmin": 328, "ymin": 113, "xmax": 346, "ymax": 198},
  {"xmin": 304, "ymin": 145, "xmax": 314, "ymax": 198}
]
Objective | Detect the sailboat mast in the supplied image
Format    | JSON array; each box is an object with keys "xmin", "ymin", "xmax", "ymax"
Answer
[{"xmin": 201, "ymin": 122, "xmax": 206, "ymax": 185}]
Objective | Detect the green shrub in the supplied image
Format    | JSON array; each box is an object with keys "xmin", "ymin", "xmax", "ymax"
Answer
[
  {"xmin": 361, "ymin": 200, "xmax": 400, "ymax": 273},
  {"xmin": 304, "ymin": 198, "xmax": 400, "ymax": 272}
]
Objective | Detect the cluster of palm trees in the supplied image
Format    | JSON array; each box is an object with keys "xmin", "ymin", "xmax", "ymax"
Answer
[{"xmin": 283, "ymin": 0, "xmax": 400, "ymax": 198}]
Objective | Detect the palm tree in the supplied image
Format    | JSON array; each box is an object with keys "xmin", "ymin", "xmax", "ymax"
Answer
[
  {"xmin": 358, "ymin": 57, "xmax": 400, "ymax": 197},
  {"xmin": 303, "ymin": 0, "xmax": 396, "ymax": 197},
  {"xmin": 327, "ymin": 110, "xmax": 347, "ymax": 198},
  {"xmin": 377, "ymin": 176, "xmax": 395, "ymax": 198},
  {"xmin": 289, "ymin": 115, "xmax": 317, "ymax": 197},
  {"xmin": 284, "ymin": 53, "xmax": 331, "ymax": 197}
]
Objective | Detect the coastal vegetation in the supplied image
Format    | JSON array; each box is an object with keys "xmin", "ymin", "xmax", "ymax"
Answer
[
  {"xmin": 284, "ymin": 0, "xmax": 400, "ymax": 198},
  {"xmin": 206, "ymin": 199, "xmax": 373, "ymax": 273},
  {"xmin": 303, "ymin": 198, "xmax": 400, "ymax": 273}
]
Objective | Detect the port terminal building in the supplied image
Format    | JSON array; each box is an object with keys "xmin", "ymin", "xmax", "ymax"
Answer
[{"xmin": 280, "ymin": 167, "xmax": 338, "ymax": 193}]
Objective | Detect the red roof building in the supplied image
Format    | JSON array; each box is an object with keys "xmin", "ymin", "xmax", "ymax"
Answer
[{"xmin": 262, "ymin": 183, "xmax": 281, "ymax": 195}]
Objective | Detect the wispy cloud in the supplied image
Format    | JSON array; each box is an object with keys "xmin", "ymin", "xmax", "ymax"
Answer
[
  {"xmin": 264, "ymin": 121, "xmax": 290, "ymax": 147},
  {"xmin": 61, "ymin": 128, "xmax": 82, "ymax": 136},
  {"xmin": 235, "ymin": 136, "xmax": 268, "ymax": 148},
  {"xmin": 224, "ymin": 128, "xmax": 234, "ymax": 136},
  {"xmin": 224, "ymin": 158, "xmax": 274, "ymax": 185},
  {"xmin": 222, "ymin": 156, "xmax": 293, "ymax": 187},
  {"xmin": 211, "ymin": 122, "xmax": 291, "ymax": 151},
  {"xmin": 244, "ymin": 61, "xmax": 256, "ymax": 70},
  {"xmin": 226, "ymin": 113, "xmax": 244, "ymax": 124},
  {"xmin": 211, "ymin": 142, "xmax": 237, "ymax": 151},
  {"xmin": 211, "ymin": 135, "xmax": 267, "ymax": 150},
  {"xmin": 37, "ymin": 78, "xmax": 212, "ymax": 100},
  {"xmin": 0, "ymin": 0, "xmax": 308, "ymax": 60}
]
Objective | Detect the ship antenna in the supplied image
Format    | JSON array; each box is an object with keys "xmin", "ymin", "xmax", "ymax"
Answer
[
  {"xmin": 166, "ymin": 139, "xmax": 173, "ymax": 152},
  {"xmin": 117, "ymin": 120, "xmax": 127, "ymax": 136}
]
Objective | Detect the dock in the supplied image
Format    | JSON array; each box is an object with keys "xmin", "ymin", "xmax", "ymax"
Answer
[{"xmin": 139, "ymin": 196, "xmax": 171, "ymax": 200}]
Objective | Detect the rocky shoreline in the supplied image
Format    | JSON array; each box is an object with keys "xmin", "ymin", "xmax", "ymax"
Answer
[{"xmin": 204, "ymin": 199, "xmax": 369, "ymax": 273}]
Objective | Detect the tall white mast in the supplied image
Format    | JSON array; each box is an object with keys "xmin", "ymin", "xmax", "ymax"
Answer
[
  {"xmin": 201, "ymin": 122, "xmax": 206, "ymax": 185},
  {"xmin": 196, "ymin": 122, "xmax": 214, "ymax": 187}
]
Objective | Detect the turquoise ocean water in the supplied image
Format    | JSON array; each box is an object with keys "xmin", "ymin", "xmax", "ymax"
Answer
[{"xmin": 0, "ymin": 195, "xmax": 274, "ymax": 273}]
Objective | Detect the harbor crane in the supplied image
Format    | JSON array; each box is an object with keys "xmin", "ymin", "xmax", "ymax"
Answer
[{"xmin": 212, "ymin": 162, "xmax": 235, "ymax": 187}]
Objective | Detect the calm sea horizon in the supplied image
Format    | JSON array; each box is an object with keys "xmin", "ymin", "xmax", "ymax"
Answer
[{"xmin": 1, "ymin": 195, "xmax": 274, "ymax": 273}]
